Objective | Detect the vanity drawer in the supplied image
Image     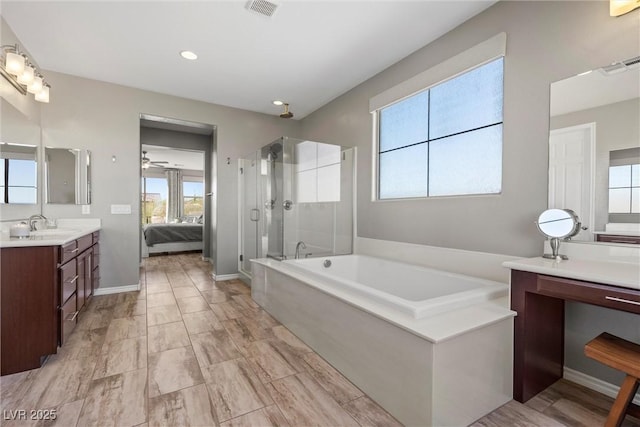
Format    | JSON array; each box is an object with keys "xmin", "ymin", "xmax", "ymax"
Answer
[
  {"xmin": 92, "ymin": 231, "xmax": 100, "ymax": 245},
  {"xmin": 60, "ymin": 293, "xmax": 78, "ymax": 345},
  {"xmin": 77, "ymin": 234, "xmax": 93, "ymax": 254},
  {"xmin": 60, "ymin": 261, "xmax": 78, "ymax": 305},
  {"xmin": 596, "ymin": 234, "xmax": 640, "ymax": 244},
  {"xmin": 92, "ymin": 243, "xmax": 100, "ymax": 268},
  {"xmin": 60, "ymin": 241, "xmax": 78, "ymax": 265},
  {"xmin": 537, "ymin": 275, "xmax": 640, "ymax": 314}
]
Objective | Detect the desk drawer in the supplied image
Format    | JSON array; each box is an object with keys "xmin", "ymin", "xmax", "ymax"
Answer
[
  {"xmin": 60, "ymin": 261, "xmax": 78, "ymax": 305},
  {"xmin": 537, "ymin": 275, "xmax": 640, "ymax": 314}
]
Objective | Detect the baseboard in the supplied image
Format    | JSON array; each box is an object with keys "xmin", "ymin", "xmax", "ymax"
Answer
[
  {"xmin": 212, "ymin": 273, "xmax": 240, "ymax": 281},
  {"xmin": 93, "ymin": 283, "xmax": 141, "ymax": 296},
  {"xmin": 564, "ymin": 366, "xmax": 640, "ymax": 405}
]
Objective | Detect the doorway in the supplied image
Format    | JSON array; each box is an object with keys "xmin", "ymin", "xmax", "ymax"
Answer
[
  {"xmin": 548, "ymin": 122, "xmax": 595, "ymax": 241},
  {"xmin": 139, "ymin": 114, "xmax": 216, "ymax": 262}
]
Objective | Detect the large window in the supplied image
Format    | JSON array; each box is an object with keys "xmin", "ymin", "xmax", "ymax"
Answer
[
  {"xmin": 0, "ymin": 158, "xmax": 37, "ymax": 204},
  {"xmin": 376, "ymin": 57, "xmax": 503, "ymax": 200}
]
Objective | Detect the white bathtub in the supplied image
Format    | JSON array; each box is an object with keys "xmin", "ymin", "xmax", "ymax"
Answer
[
  {"xmin": 282, "ymin": 255, "xmax": 508, "ymax": 319},
  {"xmin": 251, "ymin": 254, "xmax": 514, "ymax": 426}
]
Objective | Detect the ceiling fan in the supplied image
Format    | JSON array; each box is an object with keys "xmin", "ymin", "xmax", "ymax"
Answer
[{"xmin": 141, "ymin": 151, "xmax": 169, "ymax": 169}]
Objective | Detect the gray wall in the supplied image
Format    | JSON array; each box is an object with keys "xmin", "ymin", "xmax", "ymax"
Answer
[
  {"xmin": 40, "ymin": 71, "xmax": 301, "ymax": 288},
  {"xmin": 551, "ymin": 99, "xmax": 640, "ymax": 230},
  {"xmin": 298, "ymin": 1, "xmax": 639, "ymax": 387},
  {"xmin": 300, "ymin": 1, "xmax": 638, "ymax": 257}
]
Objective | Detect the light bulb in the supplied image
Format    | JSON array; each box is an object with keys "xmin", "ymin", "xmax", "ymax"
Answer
[
  {"xmin": 180, "ymin": 51, "xmax": 198, "ymax": 60},
  {"xmin": 27, "ymin": 75, "xmax": 43, "ymax": 94},
  {"xmin": 17, "ymin": 64, "xmax": 35, "ymax": 85},
  {"xmin": 35, "ymin": 85, "xmax": 49, "ymax": 103},
  {"xmin": 5, "ymin": 51, "xmax": 25, "ymax": 76}
]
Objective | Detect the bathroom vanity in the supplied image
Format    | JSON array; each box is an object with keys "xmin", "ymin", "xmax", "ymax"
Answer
[
  {"xmin": 0, "ymin": 223, "xmax": 100, "ymax": 375},
  {"xmin": 503, "ymin": 256, "xmax": 640, "ymax": 403}
]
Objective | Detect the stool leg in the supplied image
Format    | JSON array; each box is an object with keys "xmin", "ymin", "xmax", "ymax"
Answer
[{"xmin": 606, "ymin": 375, "xmax": 640, "ymax": 427}]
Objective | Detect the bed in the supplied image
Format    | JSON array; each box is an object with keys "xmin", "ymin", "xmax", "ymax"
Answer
[{"xmin": 142, "ymin": 223, "xmax": 203, "ymax": 256}]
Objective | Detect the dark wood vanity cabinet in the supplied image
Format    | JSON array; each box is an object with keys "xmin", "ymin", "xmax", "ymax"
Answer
[
  {"xmin": 58, "ymin": 232, "xmax": 99, "ymax": 346},
  {"xmin": 595, "ymin": 234, "xmax": 640, "ymax": 244},
  {"xmin": 0, "ymin": 231, "xmax": 100, "ymax": 376}
]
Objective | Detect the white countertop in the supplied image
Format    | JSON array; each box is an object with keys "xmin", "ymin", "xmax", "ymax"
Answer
[
  {"xmin": 503, "ymin": 257, "xmax": 640, "ymax": 290},
  {"xmin": 0, "ymin": 218, "xmax": 101, "ymax": 248}
]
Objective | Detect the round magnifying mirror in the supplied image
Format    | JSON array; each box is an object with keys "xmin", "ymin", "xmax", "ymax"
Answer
[{"xmin": 536, "ymin": 209, "xmax": 581, "ymax": 260}]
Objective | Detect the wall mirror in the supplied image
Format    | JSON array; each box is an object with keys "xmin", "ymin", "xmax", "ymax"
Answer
[
  {"xmin": 0, "ymin": 99, "xmax": 40, "ymax": 208},
  {"xmin": 549, "ymin": 57, "xmax": 639, "ymax": 244},
  {"xmin": 44, "ymin": 147, "xmax": 91, "ymax": 204}
]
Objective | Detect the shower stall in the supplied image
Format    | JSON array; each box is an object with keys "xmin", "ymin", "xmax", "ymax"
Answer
[{"xmin": 238, "ymin": 137, "xmax": 354, "ymax": 279}]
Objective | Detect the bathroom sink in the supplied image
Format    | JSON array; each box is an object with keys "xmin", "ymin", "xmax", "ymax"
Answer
[{"xmin": 30, "ymin": 228, "xmax": 79, "ymax": 236}]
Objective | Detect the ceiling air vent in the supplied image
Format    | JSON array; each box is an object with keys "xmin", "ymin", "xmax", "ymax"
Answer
[
  {"xmin": 246, "ymin": 0, "xmax": 279, "ymax": 17},
  {"xmin": 600, "ymin": 56, "xmax": 640, "ymax": 76}
]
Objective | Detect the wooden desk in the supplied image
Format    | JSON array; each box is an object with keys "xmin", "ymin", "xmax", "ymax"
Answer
[{"xmin": 510, "ymin": 269, "xmax": 640, "ymax": 403}]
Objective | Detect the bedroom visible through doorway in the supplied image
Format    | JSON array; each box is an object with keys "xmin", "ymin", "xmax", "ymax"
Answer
[{"xmin": 139, "ymin": 115, "xmax": 216, "ymax": 263}]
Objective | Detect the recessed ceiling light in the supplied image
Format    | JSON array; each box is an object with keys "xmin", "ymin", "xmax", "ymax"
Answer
[
  {"xmin": 180, "ymin": 51, "xmax": 198, "ymax": 60},
  {"xmin": 272, "ymin": 100, "xmax": 284, "ymax": 106}
]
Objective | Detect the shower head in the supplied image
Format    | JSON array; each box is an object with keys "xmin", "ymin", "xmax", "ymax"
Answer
[
  {"xmin": 279, "ymin": 103, "xmax": 294, "ymax": 119},
  {"xmin": 266, "ymin": 143, "xmax": 282, "ymax": 161}
]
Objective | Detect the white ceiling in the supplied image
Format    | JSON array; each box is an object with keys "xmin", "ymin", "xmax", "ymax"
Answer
[
  {"xmin": 142, "ymin": 144, "xmax": 205, "ymax": 171},
  {"xmin": 2, "ymin": 0, "xmax": 496, "ymax": 119}
]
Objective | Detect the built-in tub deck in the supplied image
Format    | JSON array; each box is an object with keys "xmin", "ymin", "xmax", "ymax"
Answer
[{"xmin": 251, "ymin": 254, "xmax": 515, "ymax": 426}]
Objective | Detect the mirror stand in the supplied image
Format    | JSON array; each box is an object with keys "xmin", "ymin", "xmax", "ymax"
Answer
[{"xmin": 542, "ymin": 237, "xmax": 568, "ymax": 260}]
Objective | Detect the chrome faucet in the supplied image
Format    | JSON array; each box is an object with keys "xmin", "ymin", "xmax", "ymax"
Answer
[
  {"xmin": 295, "ymin": 241, "xmax": 307, "ymax": 259},
  {"xmin": 28, "ymin": 214, "xmax": 47, "ymax": 231}
]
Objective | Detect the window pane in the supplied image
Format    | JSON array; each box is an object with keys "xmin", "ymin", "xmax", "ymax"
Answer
[
  {"xmin": 429, "ymin": 124, "xmax": 502, "ymax": 196},
  {"xmin": 379, "ymin": 91, "xmax": 429, "ymax": 152},
  {"xmin": 609, "ymin": 188, "xmax": 630, "ymax": 213},
  {"xmin": 183, "ymin": 181, "xmax": 204, "ymax": 216},
  {"xmin": 632, "ymin": 164, "xmax": 640, "ymax": 187},
  {"xmin": 632, "ymin": 188, "xmax": 640, "ymax": 214},
  {"xmin": 429, "ymin": 58, "xmax": 503, "ymax": 139},
  {"xmin": 317, "ymin": 164, "xmax": 340, "ymax": 202},
  {"xmin": 0, "ymin": 161, "xmax": 4, "ymax": 186},
  {"xmin": 296, "ymin": 169, "xmax": 317, "ymax": 203},
  {"xmin": 8, "ymin": 187, "xmax": 37, "ymax": 204},
  {"xmin": 8, "ymin": 159, "xmax": 36, "ymax": 187},
  {"xmin": 379, "ymin": 143, "xmax": 427, "ymax": 199},
  {"xmin": 9, "ymin": 186, "xmax": 37, "ymax": 204},
  {"xmin": 143, "ymin": 177, "xmax": 168, "ymax": 223},
  {"xmin": 609, "ymin": 165, "xmax": 631, "ymax": 188}
]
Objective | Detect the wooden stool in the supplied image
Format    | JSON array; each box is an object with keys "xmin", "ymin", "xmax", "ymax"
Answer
[{"xmin": 585, "ymin": 333, "xmax": 640, "ymax": 427}]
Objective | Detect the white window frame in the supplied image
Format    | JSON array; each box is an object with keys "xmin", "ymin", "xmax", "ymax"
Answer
[{"xmin": 370, "ymin": 32, "xmax": 507, "ymax": 201}]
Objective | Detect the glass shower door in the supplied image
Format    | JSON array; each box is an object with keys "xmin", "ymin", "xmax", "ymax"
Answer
[{"xmin": 239, "ymin": 155, "xmax": 260, "ymax": 276}]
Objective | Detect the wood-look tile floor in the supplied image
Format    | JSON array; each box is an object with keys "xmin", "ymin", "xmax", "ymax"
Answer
[{"xmin": 1, "ymin": 253, "xmax": 638, "ymax": 427}]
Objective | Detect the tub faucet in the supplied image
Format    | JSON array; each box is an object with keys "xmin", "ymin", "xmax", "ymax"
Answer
[
  {"xmin": 28, "ymin": 214, "xmax": 47, "ymax": 231},
  {"xmin": 295, "ymin": 241, "xmax": 307, "ymax": 259}
]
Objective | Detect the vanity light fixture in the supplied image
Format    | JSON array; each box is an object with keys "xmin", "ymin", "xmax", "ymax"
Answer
[
  {"xmin": 272, "ymin": 100, "xmax": 284, "ymax": 106},
  {"xmin": 1, "ymin": 44, "xmax": 51, "ymax": 102},
  {"xmin": 610, "ymin": 0, "xmax": 640, "ymax": 16},
  {"xmin": 180, "ymin": 50, "xmax": 198, "ymax": 60}
]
